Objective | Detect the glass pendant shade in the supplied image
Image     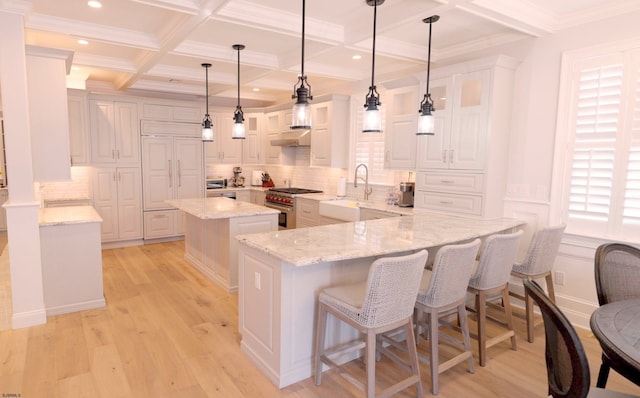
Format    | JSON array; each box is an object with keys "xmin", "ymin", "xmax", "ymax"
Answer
[
  {"xmin": 292, "ymin": 96, "xmax": 311, "ymax": 130},
  {"xmin": 418, "ymin": 112, "xmax": 435, "ymax": 135},
  {"xmin": 291, "ymin": 0, "xmax": 313, "ymax": 129},
  {"xmin": 232, "ymin": 107, "xmax": 245, "ymax": 139},
  {"xmin": 363, "ymin": 108, "xmax": 382, "ymax": 133},
  {"xmin": 201, "ymin": 63, "xmax": 213, "ymax": 142}
]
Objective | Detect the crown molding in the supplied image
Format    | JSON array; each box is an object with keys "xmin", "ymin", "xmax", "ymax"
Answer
[
  {"xmin": 25, "ymin": 45, "xmax": 74, "ymax": 72},
  {"xmin": 214, "ymin": 0, "xmax": 344, "ymax": 44},
  {"xmin": 172, "ymin": 40, "xmax": 279, "ymax": 69},
  {"xmin": 0, "ymin": 0, "xmax": 30, "ymax": 15},
  {"xmin": 555, "ymin": 0, "xmax": 640, "ymax": 31},
  {"xmin": 147, "ymin": 64, "xmax": 233, "ymax": 84},
  {"xmin": 302, "ymin": 61, "xmax": 364, "ymax": 82},
  {"xmin": 130, "ymin": 0, "xmax": 200, "ymax": 15},
  {"xmin": 460, "ymin": 0, "xmax": 555, "ymax": 37},
  {"xmin": 435, "ymin": 31, "xmax": 529, "ymax": 62},
  {"xmin": 72, "ymin": 53, "xmax": 138, "ymax": 73},
  {"xmin": 26, "ymin": 13, "xmax": 160, "ymax": 50}
]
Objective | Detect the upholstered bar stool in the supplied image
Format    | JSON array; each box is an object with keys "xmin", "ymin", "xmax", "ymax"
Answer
[
  {"xmin": 414, "ymin": 239, "xmax": 481, "ymax": 395},
  {"xmin": 314, "ymin": 250, "xmax": 429, "ymax": 398},
  {"xmin": 509, "ymin": 224, "xmax": 565, "ymax": 343},
  {"xmin": 467, "ymin": 230, "xmax": 523, "ymax": 366}
]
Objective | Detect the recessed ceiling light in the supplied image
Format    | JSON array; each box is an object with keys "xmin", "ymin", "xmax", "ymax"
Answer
[
  {"xmin": 77, "ymin": 39, "xmax": 89, "ymax": 45},
  {"xmin": 253, "ymin": 88, "xmax": 260, "ymax": 92},
  {"xmin": 88, "ymin": 1, "xmax": 102, "ymax": 8},
  {"xmin": 352, "ymin": 54, "xmax": 362, "ymax": 60},
  {"xmin": 71, "ymin": 66, "xmax": 81, "ymax": 71}
]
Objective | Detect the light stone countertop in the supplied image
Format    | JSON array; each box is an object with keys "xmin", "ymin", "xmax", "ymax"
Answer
[
  {"xmin": 38, "ymin": 205, "xmax": 103, "ymax": 226},
  {"xmin": 236, "ymin": 212, "xmax": 524, "ymax": 267},
  {"xmin": 166, "ymin": 197, "xmax": 280, "ymax": 220},
  {"xmin": 299, "ymin": 194, "xmax": 414, "ymax": 216}
]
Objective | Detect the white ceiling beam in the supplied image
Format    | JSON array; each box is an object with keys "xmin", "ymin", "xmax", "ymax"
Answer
[
  {"xmin": 459, "ymin": 0, "xmax": 555, "ymax": 37},
  {"xmin": 172, "ymin": 40, "xmax": 279, "ymax": 69},
  {"xmin": 129, "ymin": 0, "xmax": 201, "ymax": 15},
  {"xmin": 70, "ymin": 53, "xmax": 138, "ymax": 73}
]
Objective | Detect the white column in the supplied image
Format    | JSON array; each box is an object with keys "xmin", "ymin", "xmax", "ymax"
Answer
[{"xmin": 0, "ymin": 9, "xmax": 47, "ymax": 328}]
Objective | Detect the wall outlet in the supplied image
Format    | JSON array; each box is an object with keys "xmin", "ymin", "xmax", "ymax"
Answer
[{"xmin": 554, "ymin": 271, "xmax": 565, "ymax": 286}]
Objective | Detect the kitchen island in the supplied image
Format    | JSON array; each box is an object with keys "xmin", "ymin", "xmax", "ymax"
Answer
[
  {"xmin": 236, "ymin": 212, "xmax": 525, "ymax": 388},
  {"xmin": 166, "ymin": 197, "xmax": 279, "ymax": 293}
]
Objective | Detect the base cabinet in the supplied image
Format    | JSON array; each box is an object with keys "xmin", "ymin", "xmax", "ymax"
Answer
[{"xmin": 92, "ymin": 167, "xmax": 143, "ymax": 242}]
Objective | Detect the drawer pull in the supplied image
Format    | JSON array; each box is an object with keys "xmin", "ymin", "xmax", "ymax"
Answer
[
  {"xmin": 439, "ymin": 200, "xmax": 454, "ymax": 205},
  {"xmin": 440, "ymin": 179, "xmax": 455, "ymax": 184}
]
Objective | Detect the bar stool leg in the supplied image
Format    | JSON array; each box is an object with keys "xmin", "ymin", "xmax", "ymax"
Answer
[
  {"xmin": 314, "ymin": 303, "xmax": 328, "ymax": 385},
  {"xmin": 366, "ymin": 329, "xmax": 376, "ymax": 398},
  {"xmin": 502, "ymin": 286, "xmax": 517, "ymax": 351},
  {"xmin": 545, "ymin": 273, "xmax": 556, "ymax": 302},
  {"xmin": 429, "ymin": 310, "xmax": 439, "ymax": 395},
  {"xmin": 458, "ymin": 304, "xmax": 475, "ymax": 373},
  {"xmin": 477, "ymin": 291, "xmax": 487, "ymax": 366},
  {"xmin": 405, "ymin": 319, "xmax": 424, "ymax": 398}
]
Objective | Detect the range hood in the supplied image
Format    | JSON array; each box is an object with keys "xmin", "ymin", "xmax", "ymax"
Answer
[{"xmin": 270, "ymin": 129, "xmax": 311, "ymax": 147}]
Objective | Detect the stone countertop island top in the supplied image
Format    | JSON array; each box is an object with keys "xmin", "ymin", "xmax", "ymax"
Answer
[
  {"xmin": 38, "ymin": 205, "xmax": 103, "ymax": 226},
  {"xmin": 166, "ymin": 197, "xmax": 280, "ymax": 220},
  {"xmin": 237, "ymin": 212, "xmax": 524, "ymax": 267}
]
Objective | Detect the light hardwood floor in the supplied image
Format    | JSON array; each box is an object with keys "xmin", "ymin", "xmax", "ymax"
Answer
[{"xmin": 0, "ymin": 240, "xmax": 638, "ymax": 397}]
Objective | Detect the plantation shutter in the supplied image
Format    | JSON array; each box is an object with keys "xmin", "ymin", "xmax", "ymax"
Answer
[{"xmin": 354, "ymin": 106, "xmax": 393, "ymax": 185}]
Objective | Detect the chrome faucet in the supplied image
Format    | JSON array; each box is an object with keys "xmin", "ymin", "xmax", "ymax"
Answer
[{"xmin": 354, "ymin": 163, "xmax": 373, "ymax": 200}]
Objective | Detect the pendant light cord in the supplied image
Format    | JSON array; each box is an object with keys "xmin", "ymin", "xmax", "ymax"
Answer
[
  {"xmin": 237, "ymin": 48, "xmax": 241, "ymax": 108},
  {"xmin": 301, "ymin": 0, "xmax": 306, "ymax": 79},
  {"xmin": 370, "ymin": 0, "xmax": 377, "ymax": 89},
  {"xmin": 425, "ymin": 21, "xmax": 432, "ymax": 97},
  {"xmin": 205, "ymin": 66, "xmax": 209, "ymax": 114}
]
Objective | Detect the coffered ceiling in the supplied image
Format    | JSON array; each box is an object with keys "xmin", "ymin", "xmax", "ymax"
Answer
[{"xmin": 2, "ymin": 0, "xmax": 637, "ymax": 108}]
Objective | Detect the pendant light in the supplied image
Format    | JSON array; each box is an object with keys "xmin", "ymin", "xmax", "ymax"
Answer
[
  {"xmin": 291, "ymin": 0, "xmax": 312, "ymax": 129},
  {"xmin": 201, "ymin": 63, "xmax": 213, "ymax": 142},
  {"xmin": 232, "ymin": 44, "xmax": 246, "ymax": 139},
  {"xmin": 417, "ymin": 15, "xmax": 439, "ymax": 135},
  {"xmin": 363, "ymin": 0, "xmax": 383, "ymax": 133}
]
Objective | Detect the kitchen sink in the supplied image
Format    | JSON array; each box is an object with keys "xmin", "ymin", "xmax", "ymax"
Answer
[{"xmin": 319, "ymin": 199, "xmax": 360, "ymax": 222}]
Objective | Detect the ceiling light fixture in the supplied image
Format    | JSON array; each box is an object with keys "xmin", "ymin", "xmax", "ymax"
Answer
[
  {"xmin": 232, "ymin": 44, "xmax": 246, "ymax": 140},
  {"xmin": 201, "ymin": 63, "xmax": 213, "ymax": 142},
  {"xmin": 290, "ymin": 0, "xmax": 312, "ymax": 129},
  {"xmin": 417, "ymin": 15, "xmax": 439, "ymax": 136},
  {"xmin": 77, "ymin": 39, "xmax": 89, "ymax": 45},
  {"xmin": 88, "ymin": 1, "xmax": 102, "ymax": 8},
  {"xmin": 363, "ymin": 0, "xmax": 383, "ymax": 133}
]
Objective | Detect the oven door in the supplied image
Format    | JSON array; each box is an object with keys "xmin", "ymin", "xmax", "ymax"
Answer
[{"xmin": 264, "ymin": 202, "xmax": 295, "ymax": 229}]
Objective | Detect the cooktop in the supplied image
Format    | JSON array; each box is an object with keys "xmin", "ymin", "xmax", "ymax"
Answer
[{"xmin": 268, "ymin": 188, "xmax": 323, "ymax": 195}]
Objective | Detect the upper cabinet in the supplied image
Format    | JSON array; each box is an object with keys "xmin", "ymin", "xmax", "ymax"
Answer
[
  {"xmin": 89, "ymin": 100, "xmax": 140, "ymax": 165},
  {"xmin": 26, "ymin": 47, "xmax": 72, "ymax": 181},
  {"xmin": 142, "ymin": 103, "xmax": 201, "ymax": 123},
  {"xmin": 414, "ymin": 56, "xmax": 518, "ymax": 218},
  {"xmin": 310, "ymin": 95, "xmax": 350, "ymax": 168},
  {"xmin": 263, "ymin": 110, "xmax": 294, "ymax": 165},
  {"xmin": 384, "ymin": 86, "xmax": 419, "ymax": 170},
  {"xmin": 67, "ymin": 90, "xmax": 89, "ymax": 166},
  {"xmin": 417, "ymin": 70, "xmax": 489, "ymax": 171},
  {"xmin": 204, "ymin": 113, "xmax": 243, "ymax": 165},
  {"xmin": 242, "ymin": 113, "xmax": 263, "ymax": 164}
]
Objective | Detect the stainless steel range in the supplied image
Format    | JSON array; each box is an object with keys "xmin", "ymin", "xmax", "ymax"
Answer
[{"xmin": 264, "ymin": 187, "xmax": 323, "ymax": 229}]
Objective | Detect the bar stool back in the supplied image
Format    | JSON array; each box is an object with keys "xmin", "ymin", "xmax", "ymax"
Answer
[
  {"xmin": 415, "ymin": 239, "xmax": 481, "ymax": 395},
  {"xmin": 314, "ymin": 249, "xmax": 429, "ymax": 398},
  {"xmin": 510, "ymin": 224, "xmax": 565, "ymax": 343},
  {"xmin": 467, "ymin": 230, "xmax": 523, "ymax": 366}
]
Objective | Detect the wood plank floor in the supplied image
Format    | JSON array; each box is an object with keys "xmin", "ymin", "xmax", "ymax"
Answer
[{"xmin": 0, "ymin": 240, "xmax": 638, "ymax": 397}]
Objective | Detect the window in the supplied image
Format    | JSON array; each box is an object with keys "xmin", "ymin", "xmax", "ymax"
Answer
[
  {"xmin": 558, "ymin": 46, "xmax": 640, "ymax": 240},
  {"xmin": 353, "ymin": 104, "xmax": 394, "ymax": 185}
]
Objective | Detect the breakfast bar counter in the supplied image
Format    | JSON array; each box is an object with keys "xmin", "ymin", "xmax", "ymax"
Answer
[
  {"xmin": 167, "ymin": 197, "xmax": 279, "ymax": 293},
  {"xmin": 236, "ymin": 212, "xmax": 525, "ymax": 388}
]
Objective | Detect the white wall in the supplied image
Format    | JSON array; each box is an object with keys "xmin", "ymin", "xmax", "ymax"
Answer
[{"xmin": 504, "ymin": 10, "xmax": 640, "ymax": 328}]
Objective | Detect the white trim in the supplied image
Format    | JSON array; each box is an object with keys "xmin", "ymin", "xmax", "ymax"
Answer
[{"xmin": 11, "ymin": 308, "xmax": 47, "ymax": 329}]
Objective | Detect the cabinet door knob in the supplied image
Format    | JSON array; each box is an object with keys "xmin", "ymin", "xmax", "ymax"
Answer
[{"xmin": 177, "ymin": 160, "xmax": 182, "ymax": 187}]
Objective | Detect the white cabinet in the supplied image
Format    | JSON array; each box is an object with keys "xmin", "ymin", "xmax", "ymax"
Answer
[
  {"xmin": 236, "ymin": 190, "xmax": 251, "ymax": 203},
  {"xmin": 142, "ymin": 136, "xmax": 203, "ymax": 239},
  {"xmin": 251, "ymin": 189, "xmax": 266, "ymax": 206},
  {"xmin": 417, "ymin": 70, "xmax": 489, "ymax": 171},
  {"xmin": 142, "ymin": 103, "xmax": 201, "ymax": 123},
  {"xmin": 310, "ymin": 95, "xmax": 350, "ymax": 168},
  {"xmin": 384, "ymin": 86, "xmax": 419, "ymax": 170},
  {"xmin": 89, "ymin": 100, "xmax": 140, "ymax": 165},
  {"xmin": 359, "ymin": 208, "xmax": 402, "ymax": 220},
  {"xmin": 92, "ymin": 167, "xmax": 143, "ymax": 242},
  {"xmin": 242, "ymin": 113, "xmax": 263, "ymax": 164},
  {"xmin": 296, "ymin": 197, "xmax": 345, "ymax": 228},
  {"xmin": 67, "ymin": 90, "xmax": 89, "ymax": 166},
  {"xmin": 264, "ymin": 110, "xmax": 294, "ymax": 165},
  {"xmin": 204, "ymin": 113, "xmax": 243, "ymax": 164},
  {"xmin": 414, "ymin": 56, "xmax": 517, "ymax": 218}
]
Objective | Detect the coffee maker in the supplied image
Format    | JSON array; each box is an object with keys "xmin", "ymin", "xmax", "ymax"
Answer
[{"xmin": 398, "ymin": 182, "xmax": 414, "ymax": 207}]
